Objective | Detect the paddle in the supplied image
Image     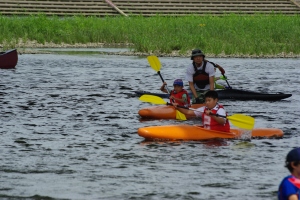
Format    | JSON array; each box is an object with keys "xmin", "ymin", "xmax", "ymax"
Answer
[
  {"xmin": 147, "ymin": 55, "xmax": 186, "ymax": 120},
  {"xmin": 216, "ymin": 65, "xmax": 232, "ymax": 89},
  {"xmin": 139, "ymin": 94, "xmax": 255, "ymax": 130},
  {"xmin": 222, "ymin": 74, "xmax": 232, "ymax": 89},
  {"xmin": 147, "ymin": 55, "xmax": 171, "ymax": 92}
]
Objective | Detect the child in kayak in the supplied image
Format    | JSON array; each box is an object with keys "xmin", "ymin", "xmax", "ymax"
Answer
[
  {"xmin": 278, "ymin": 147, "xmax": 300, "ymax": 200},
  {"xmin": 160, "ymin": 79, "xmax": 191, "ymax": 107},
  {"xmin": 173, "ymin": 90, "xmax": 230, "ymax": 132}
]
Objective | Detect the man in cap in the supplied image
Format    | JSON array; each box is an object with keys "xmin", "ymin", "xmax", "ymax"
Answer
[
  {"xmin": 278, "ymin": 147, "xmax": 300, "ymax": 200},
  {"xmin": 185, "ymin": 49, "xmax": 215, "ymax": 104}
]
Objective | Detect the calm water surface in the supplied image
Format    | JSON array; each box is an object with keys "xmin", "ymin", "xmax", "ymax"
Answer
[{"xmin": 0, "ymin": 52, "xmax": 299, "ymax": 200}]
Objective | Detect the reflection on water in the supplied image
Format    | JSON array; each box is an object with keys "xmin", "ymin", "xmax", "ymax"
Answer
[{"xmin": 0, "ymin": 52, "xmax": 299, "ymax": 199}]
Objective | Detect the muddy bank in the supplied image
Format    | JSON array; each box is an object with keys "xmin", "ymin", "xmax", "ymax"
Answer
[{"xmin": 2, "ymin": 40, "xmax": 300, "ymax": 58}]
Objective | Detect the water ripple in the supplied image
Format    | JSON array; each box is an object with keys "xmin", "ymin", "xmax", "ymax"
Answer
[{"xmin": 0, "ymin": 54, "xmax": 299, "ymax": 199}]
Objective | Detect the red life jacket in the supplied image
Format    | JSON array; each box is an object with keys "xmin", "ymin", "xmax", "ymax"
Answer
[
  {"xmin": 202, "ymin": 104, "xmax": 230, "ymax": 132},
  {"xmin": 289, "ymin": 177, "xmax": 300, "ymax": 189},
  {"xmin": 170, "ymin": 89, "xmax": 191, "ymax": 107}
]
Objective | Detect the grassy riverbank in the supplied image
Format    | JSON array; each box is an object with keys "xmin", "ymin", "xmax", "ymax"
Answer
[{"xmin": 1, "ymin": 14, "xmax": 299, "ymax": 57}]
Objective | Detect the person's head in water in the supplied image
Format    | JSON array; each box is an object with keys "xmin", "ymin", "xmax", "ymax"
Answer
[{"xmin": 204, "ymin": 90, "xmax": 218, "ymax": 109}]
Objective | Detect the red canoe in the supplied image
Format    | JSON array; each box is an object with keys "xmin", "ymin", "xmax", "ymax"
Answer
[{"xmin": 0, "ymin": 49, "xmax": 18, "ymax": 69}]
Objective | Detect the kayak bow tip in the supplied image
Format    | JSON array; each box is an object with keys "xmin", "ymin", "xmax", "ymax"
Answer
[
  {"xmin": 137, "ymin": 127, "xmax": 151, "ymax": 138},
  {"xmin": 138, "ymin": 108, "xmax": 152, "ymax": 118}
]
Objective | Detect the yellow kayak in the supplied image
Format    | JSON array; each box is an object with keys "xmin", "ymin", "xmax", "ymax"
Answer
[
  {"xmin": 138, "ymin": 125, "xmax": 284, "ymax": 141},
  {"xmin": 138, "ymin": 104, "xmax": 205, "ymax": 119}
]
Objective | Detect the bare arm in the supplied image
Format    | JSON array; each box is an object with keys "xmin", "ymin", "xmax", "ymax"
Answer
[
  {"xmin": 289, "ymin": 194, "xmax": 298, "ymax": 200},
  {"xmin": 209, "ymin": 76, "xmax": 215, "ymax": 90},
  {"xmin": 189, "ymin": 81, "xmax": 198, "ymax": 98},
  {"xmin": 175, "ymin": 106, "xmax": 196, "ymax": 116},
  {"xmin": 211, "ymin": 115, "xmax": 226, "ymax": 124},
  {"xmin": 160, "ymin": 82, "xmax": 168, "ymax": 93}
]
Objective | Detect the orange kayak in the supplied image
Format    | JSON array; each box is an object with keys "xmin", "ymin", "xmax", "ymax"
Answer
[
  {"xmin": 138, "ymin": 104, "xmax": 204, "ymax": 119},
  {"xmin": 138, "ymin": 125, "xmax": 283, "ymax": 141}
]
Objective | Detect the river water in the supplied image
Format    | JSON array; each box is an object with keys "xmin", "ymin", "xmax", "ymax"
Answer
[{"xmin": 1, "ymin": 51, "xmax": 299, "ymax": 200}]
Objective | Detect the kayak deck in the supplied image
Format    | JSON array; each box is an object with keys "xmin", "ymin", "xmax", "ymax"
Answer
[
  {"xmin": 134, "ymin": 89, "xmax": 292, "ymax": 101},
  {"xmin": 138, "ymin": 104, "xmax": 204, "ymax": 119},
  {"xmin": 138, "ymin": 125, "xmax": 283, "ymax": 141},
  {"xmin": 0, "ymin": 49, "xmax": 18, "ymax": 69}
]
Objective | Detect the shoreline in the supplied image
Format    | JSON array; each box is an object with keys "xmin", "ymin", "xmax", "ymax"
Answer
[{"xmin": 3, "ymin": 41, "xmax": 300, "ymax": 58}]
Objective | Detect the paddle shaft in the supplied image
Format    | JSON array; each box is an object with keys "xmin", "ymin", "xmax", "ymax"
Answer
[
  {"xmin": 175, "ymin": 103, "xmax": 254, "ymax": 129},
  {"xmin": 157, "ymin": 71, "xmax": 171, "ymax": 94},
  {"xmin": 173, "ymin": 104, "xmax": 227, "ymax": 118},
  {"xmin": 221, "ymin": 73, "xmax": 232, "ymax": 89},
  {"xmin": 139, "ymin": 94, "xmax": 255, "ymax": 129}
]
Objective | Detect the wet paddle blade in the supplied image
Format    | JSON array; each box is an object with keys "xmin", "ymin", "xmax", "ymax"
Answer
[
  {"xmin": 227, "ymin": 114, "xmax": 255, "ymax": 130},
  {"xmin": 147, "ymin": 55, "xmax": 161, "ymax": 72},
  {"xmin": 139, "ymin": 94, "xmax": 167, "ymax": 105}
]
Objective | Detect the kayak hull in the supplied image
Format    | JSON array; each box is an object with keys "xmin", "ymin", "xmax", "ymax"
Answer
[
  {"xmin": 0, "ymin": 49, "xmax": 18, "ymax": 69},
  {"xmin": 138, "ymin": 104, "xmax": 204, "ymax": 119},
  {"xmin": 137, "ymin": 125, "xmax": 283, "ymax": 140},
  {"xmin": 134, "ymin": 89, "xmax": 292, "ymax": 101},
  {"xmin": 217, "ymin": 89, "xmax": 292, "ymax": 101}
]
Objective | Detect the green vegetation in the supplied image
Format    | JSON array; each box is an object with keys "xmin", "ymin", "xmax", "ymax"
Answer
[{"xmin": 0, "ymin": 14, "xmax": 299, "ymax": 56}]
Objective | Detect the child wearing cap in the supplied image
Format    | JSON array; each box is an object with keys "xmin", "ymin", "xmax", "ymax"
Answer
[
  {"xmin": 278, "ymin": 147, "xmax": 300, "ymax": 200},
  {"xmin": 160, "ymin": 79, "xmax": 191, "ymax": 108}
]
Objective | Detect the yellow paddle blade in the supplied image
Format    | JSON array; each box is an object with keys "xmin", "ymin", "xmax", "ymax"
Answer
[
  {"xmin": 147, "ymin": 55, "xmax": 161, "ymax": 72},
  {"xmin": 227, "ymin": 114, "xmax": 255, "ymax": 130},
  {"xmin": 139, "ymin": 95, "xmax": 167, "ymax": 105},
  {"xmin": 176, "ymin": 110, "xmax": 187, "ymax": 121}
]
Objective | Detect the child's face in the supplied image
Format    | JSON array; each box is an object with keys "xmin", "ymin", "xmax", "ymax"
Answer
[
  {"xmin": 173, "ymin": 85, "xmax": 183, "ymax": 93},
  {"xmin": 205, "ymin": 97, "xmax": 218, "ymax": 109}
]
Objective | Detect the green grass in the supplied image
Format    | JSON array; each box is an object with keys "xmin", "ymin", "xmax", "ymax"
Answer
[{"xmin": 0, "ymin": 14, "xmax": 299, "ymax": 56}]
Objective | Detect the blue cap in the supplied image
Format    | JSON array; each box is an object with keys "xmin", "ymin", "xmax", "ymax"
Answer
[
  {"xmin": 286, "ymin": 148, "xmax": 300, "ymax": 163},
  {"xmin": 173, "ymin": 79, "xmax": 183, "ymax": 87}
]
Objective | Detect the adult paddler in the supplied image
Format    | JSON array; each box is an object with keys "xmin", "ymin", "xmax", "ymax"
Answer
[{"xmin": 185, "ymin": 49, "xmax": 215, "ymax": 104}]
